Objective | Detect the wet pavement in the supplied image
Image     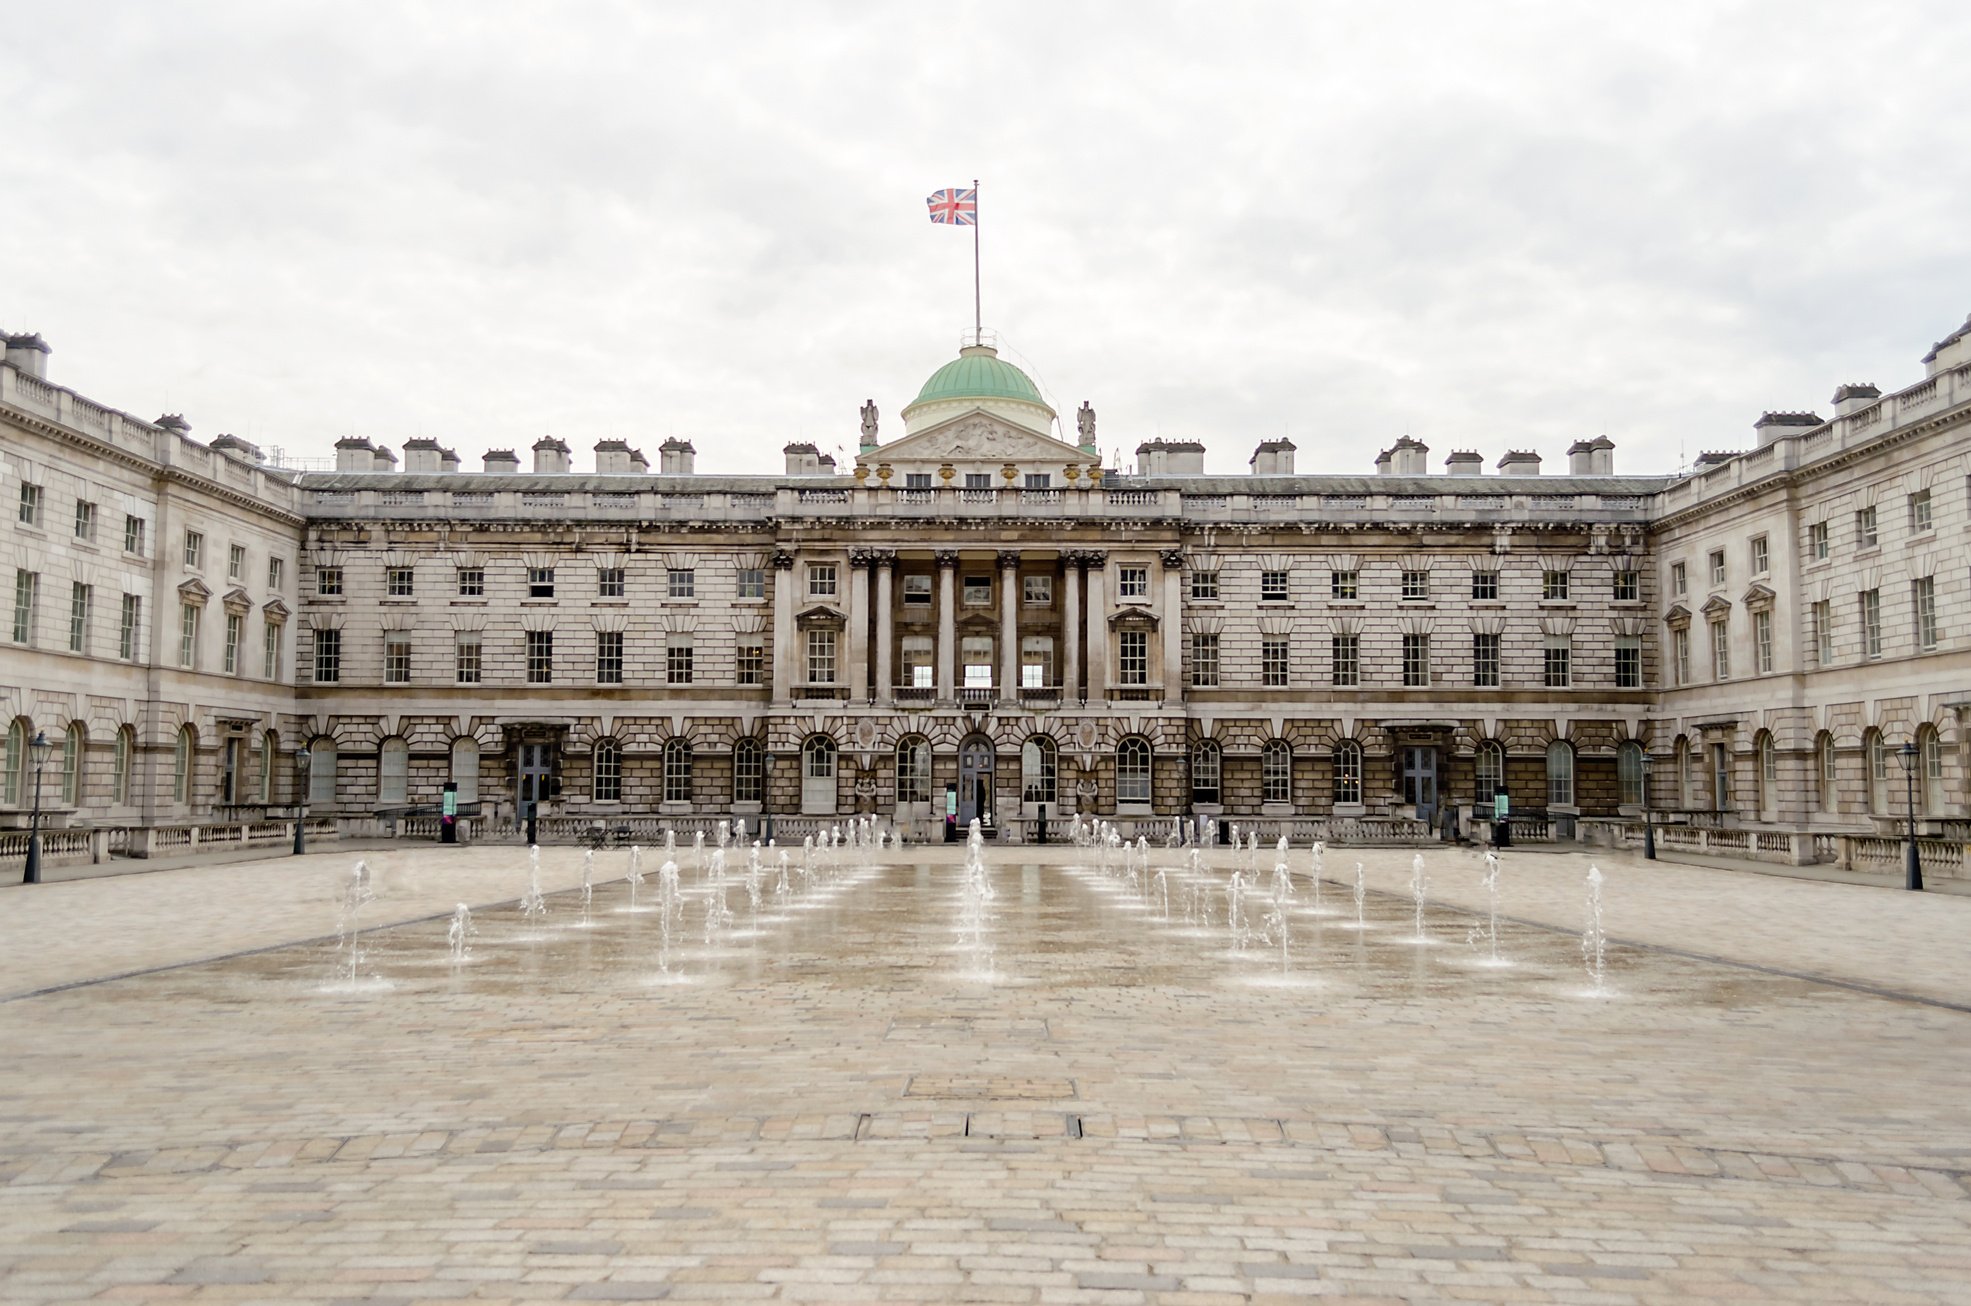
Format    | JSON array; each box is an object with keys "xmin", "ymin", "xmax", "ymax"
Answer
[{"xmin": 2, "ymin": 840, "xmax": 1969, "ymax": 1302}]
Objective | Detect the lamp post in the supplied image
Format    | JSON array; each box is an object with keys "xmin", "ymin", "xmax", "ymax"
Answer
[
  {"xmin": 21, "ymin": 730, "xmax": 53, "ymax": 884},
  {"xmin": 293, "ymin": 745, "xmax": 311, "ymax": 856},
  {"xmin": 1894, "ymin": 741, "xmax": 1923, "ymax": 892},
  {"xmin": 1642, "ymin": 768, "xmax": 1656, "ymax": 861}
]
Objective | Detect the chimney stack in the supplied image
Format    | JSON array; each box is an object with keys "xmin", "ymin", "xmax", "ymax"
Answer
[
  {"xmin": 482, "ymin": 449, "xmax": 521, "ymax": 474},
  {"xmin": 593, "ymin": 439, "xmax": 633, "ymax": 474},
  {"xmin": 1389, "ymin": 437, "xmax": 1428, "ymax": 475},
  {"xmin": 659, "ymin": 438, "xmax": 695, "ymax": 475},
  {"xmin": 783, "ymin": 442, "xmax": 823, "ymax": 475},
  {"xmin": 1248, "ymin": 438, "xmax": 1296, "ymax": 475},
  {"xmin": 1444, "ymin": 450, "xmax": 1483, "ymax": 475},
  {"xmin": 402, "ymin": 438, "xmax": 443, "ymax": 473},
  {"xmin": 4, "ymin": 333, "xmax": 50, "ymax": 380},
  {"xmin": 1497, "ymin": 450, "xmax": 1542, "ymax": 475},
  {"xmin": 370, "ymin": 445, "xmax": 397, "ymax": 472},
  {"xmin": 438, "ymin": 447, "xmax": 460, "ymax": 473},
  {"xmin": 629, "ymin": 447, "xmax": 650, "ymax": 474},
  {"xmin": 209, "ymin": 434, "xmax": 263, "ymax": 464},
  {"xmin": 334, "ymin": 436, "xmax": 375, "ymax": 472},
  {"xmin": 531, "ymin": 436, "xmax": 571, "ymax": 475}
]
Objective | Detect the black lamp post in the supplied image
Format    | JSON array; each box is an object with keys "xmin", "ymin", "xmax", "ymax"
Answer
[
  {"xmin": 293, "ymin": 745, "xmax": 311, "ymax": 856},
  {"xmin": 1894, "ymin": 740, "xmax": 1923, "ymax": 892},
  {"xmin": 1642, "ymin": 768, "xmax": 1657, "ymax": 861},
  {"xmin": 21, "ymin": 730, "xmax": 53, "ymax": 884}
]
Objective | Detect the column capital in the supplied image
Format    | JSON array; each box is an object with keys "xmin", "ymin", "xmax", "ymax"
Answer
[
  {"xmin": 1081, "ymin": 550, "xmax": 1108, "ymax": 568},
  {"xmin": 869, "ymin": 548, "xmax": 898, "ymax": 568},
  {"xmin": 770, "ymin": 549, "xmax": 796, "ymax": 570},
  {"xmin": 995, "ymin": 550, "xmax": 1022, "ymax": 570},
  {"xmin": 934, "ymin": 549, "xmax": 961, "ymax": 569},
  {"xmin": 848, "ymin": 547, "xmax": 875, "ymax": 567},
  {"xmin": 1159, "ymin": 549, "xmax": 1186, "ymax": 570}
]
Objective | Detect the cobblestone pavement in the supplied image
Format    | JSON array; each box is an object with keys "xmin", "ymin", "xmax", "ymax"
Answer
[{"xmin": 3, "ymin": 842, "xmax": 1970, "ymax": 1302}]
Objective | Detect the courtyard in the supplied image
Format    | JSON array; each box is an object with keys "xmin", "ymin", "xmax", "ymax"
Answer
[{"xmin": 1, "ymin": 840, "xmax": 1969, "ymax": 1304}]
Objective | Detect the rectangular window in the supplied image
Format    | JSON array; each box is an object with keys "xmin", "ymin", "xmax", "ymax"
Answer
[
  {"xmin": 1673, "ymin": 627, "xmax": 1690, "ymax": 686},
  {"xmin": 1262, "ymin": 637, "xmax": 1289, "ymax": 687},
  {"xmin": 527, "ymin": 630, "xmax": 554, "ymax": 683},
  {"xmin": 808, "ymin": 564, "xmax": 837, "ymax": 598},
  {"xmin": 1473, "ymin": 632, "xmax": 1500, "ymax": 687},
  {"xmin": 1613, "ymin": 569, "xmax": 1640, "ymax": 602},
  {"xmin": 178, "ymin": 602, "xmax": 199, "ymax": 668},
  {"xmin": 454, "ymin": 633, "xmax": 481, "ymax": 684},
  {"xmin": 1470, "ymin": 570, "xmax": 1498, "ymax": 601},
  {"xmin": 1023, "ymin": 574, "xmax": 1053, "ymax": 606},
  {"xmin": 1855, "ymin": 506, "xmax": 1878, "ymax": 549},
  {"xmin": 73, "ymin": 500, "xmax": 97, "ymax": 541},
  {"xmin": 1749, "ymin": 535, "xmax": 1769, "ymax": 575},
  {"xmin": 1542, "ymin": 569, "xmax": 1569, "ymax": 601},
  {"xmin": 316, "ymin": 566, "xmax": 343, "ymax": 597},
  {"xmin": 1117, "ymin": 565, "xmax": 1148, "ymax": 599},
  {"xmin": 119, "ymin": 594, "xmax": 141, "ymax": 660},
  {"xmin": 313, "ymin": 628, "xmax": 341, "ymax": 683},
  {"xmin": 1402, "ymin": 569, "xmax": 1430, "ymax": 600},
  {"xmin": 1543, "ymin": 636, "xmax": 1571, "ymax": 688},
  {"xmin": 1330, "ymin": 570, "xmax": 1359, "ymax": 600},
  {"xmin": 806, "ymin": 628, "xmax": 837, "ymax": 683},
  {"xmin": 68, "ymin": 582, "xmax": 91, "ymax": 654},
  {"xmin": 1671, "ymin": 562, "xmax": 1687, "ymax": 596},
  {"xmin": 961, "ymin": 635, "xmax": 994, "ymax": 688},
  {"xmin": 1118, "ymin": 629, "xmax": 1148, "ymax": 684},
  {"xmin": 1808, "ymin": 521, "xmax": 1829, "ymax": 561},
  {"xmin": 1331, "ymin": 634, "xmax": 1359, "ymax": 687},
  {"xmin": 1261, "ymin": 570, "xmax": 1289, "ymax": 602},
  {"xmin": 228, "ymin": 543, "xmax": 246, "ymax": 582},
  {"xmin": 528, "ymin": 567, "xmax": 555, "ymax": 598},
  {"xmin": 1190, "ymin": 633, "xmax": 1219, "ymax": 687},
  {"xmin": 666, "ymin": 568, "xmax": 696, "ymax": 599},
  {"xmin": 456, "ymin": 567, "xmax": 484, "ymax": 597},
  {"xmin": 1754, "ymin": 609, "xmax": 1773, "ymax": 674},
  {"xmin": 665, "ymin": 638, "xmax": 693, "ymax": 686},
  {"xmin": 17, "ymin": 482, "xmax": 43, "ymax": 527},
  {"xmin": 965, "ymin": 472, "xmax": 993, "ymax": 489},
  {"xmin": 736, "ymin": 567, "xmax": 765, "ymax": 599},
  {"xmin": 902, "ymin": 574, "xmax": 932, "ymax": 606},
  {"xmin": 268, "ymin": 557, "xmax": 284, "ymax": 591},
  {"xmin": 1021, "ymin": 635, "xmax": 1054, "ymax": 687},
  {"xmin": 386, "ymin": 566, "xmax": 414, "ymax": 597},
  {"xmin": 1913, "ymin": 576, "xmax": 1937, "ymax": 651},
  {"xmin": 263, "ymin": 621, "xmax": 281, "ymax": 679},
  {"xmin": 1711, "ymin": 619, "xmax": 1731, "ymax": 679},
  {"xmin": 1189, "ymin": 570, "xmax": 1219, "ymax": 601},
  {"xmin": 1024, "ymin": 472, "xmax": 1051, "ymax": 489},
  {"xmin": 224, "ymin": 611, "xmax": 243, "ymax": 674},
  {"xmin": 905, "ymin": 472, "xmax": 933, "ymax": 489},
  {"xmin": 598, "ymin": 631, "xmax": 626, "ymax": 684},
  {"xmin": 594, "ymin": 745, "xmax": 623, "ymax": 804},
  {"xmin": 901, "ymin": 635, "xmax": 934, "ymax": 686},
  {"xmin": 734, "ymin": 744, "xmax": 764, "ymax": 803},
  {"xmin": 384, "ymin": 633, "xmax": 410, "ymax": 683},
  {"xmin": 962, "ymin": 575, "xmax": 992, "ymax": 606},
  {"xmin": 1909, "ymin": 489, "xmax": 1932, "ymax": 533},
  {"xmin": 736, "ymin": 638, "xmax": 764, "ymax": 685},
  {"xmin": 1860, "ymin": 588, "xmax": 1882, "ymax": 658},
  {"xmin": 123, "ymin": 514, "xmax": 146, "ymax": 556},
  {"xmin": 1810, "ymin": 600, "xmax": 1832, "ymax": 665},
  {"xmin": 1708, "ymin": 549, "xmax": 1725, "ymax": 586},
  {"xmin": 1402, "ymin": 633, "xmax": 1430, "ymax": 687},
  {"xmin": 184, "ymin": 530, "xmax": 204, "ymax": 569},
  {"xmin": 599, "ymin": 566, "xmax": 628, "ymax": 598},
  {"xmin": 1615, "ymin": 636, "xmax": 1641, "ymax": 688}
]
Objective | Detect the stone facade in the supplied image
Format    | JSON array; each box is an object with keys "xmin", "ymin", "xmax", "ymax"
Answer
[{"xmin": 5, "ymin": 320, "xmax": 1970, "ymax": 841}]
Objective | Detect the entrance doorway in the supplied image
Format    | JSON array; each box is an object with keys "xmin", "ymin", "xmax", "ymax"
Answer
[
  {"xmin": 801, "ymin": 736, "xmax": 837, "ymax": 815},
  {"xmin": 1401, "ymin": 746, "xmax": 1438, "ymax": 826},
  {"xmin": 516, "ymin": 743, "xmax": 553, "ymax": 820},
  {"xmin": 958, "ymin": 735, "xmax": 995, "ymax": 828}
]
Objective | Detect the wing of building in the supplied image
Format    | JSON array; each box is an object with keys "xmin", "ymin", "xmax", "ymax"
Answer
[{"xmin": 3, "ymin": 320, "xmax": 1969, "ymax": 862}]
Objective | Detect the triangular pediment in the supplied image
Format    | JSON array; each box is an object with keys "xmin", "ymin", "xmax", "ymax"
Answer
[
  {"xmin": 177, "ymin": 577, "xmax": 211, "ymax": 603},
  {"xmin": 1662, "ymin": 603, "xmax": 1690, "ymax": 628},
  {"xmin": 261, "ymin": 598, "xmax": 291, "ymax": 622},
  {"xmin": 221, "ymin": 586, "xmax": 253, "ymax": 612},
  {"xmin": 860, "ymin": 409, "xmax": 1090, "ymax": 472},
  {"xmin": 1700, "ymin": 594, "xmax": 1733, "ymax": 616},
  {"xmin": 1741, "ymin": 582, "xmax": 1776, "ymax": 611}
]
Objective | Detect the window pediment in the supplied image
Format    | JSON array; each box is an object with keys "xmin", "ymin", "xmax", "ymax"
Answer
[
  {"xmin": 176, "ymin": 577, "xmax": 211, "ymax": 605},
  {"xmin": 1662, "ymin": 602, "xmax": 1691, "ymax": 629},
  {"xmin": 221, "ymin": 586, "xmax": 253, "ymax": 613},
  {"xmin": 261, "ymin": 598, "xmax": 290, "ymax": 623},
  {"xmin": 1700, "ymin": 594, "xmax": 1733, "ymax": 617},
  {"xmin": 1741, "ymin": 583, "xmax": 1776, "ymax": 613},
  {"xmin": 796, "ymin": 603, "xmax": 846, "ymax": 628},
  {"xmin": 1107, "ymin": 605, "xmax": 1160, "ymax": 630}
]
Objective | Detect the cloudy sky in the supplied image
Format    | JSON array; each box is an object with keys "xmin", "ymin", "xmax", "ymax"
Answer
[{"xmin": 7, "ymin": 1, "xmax": 1970, "ymax": 478}]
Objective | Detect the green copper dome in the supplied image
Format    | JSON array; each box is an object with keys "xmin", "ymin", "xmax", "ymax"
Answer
[{"xmin": 909, "ymin": 345, "xmax": 1046, "ymax": 409}]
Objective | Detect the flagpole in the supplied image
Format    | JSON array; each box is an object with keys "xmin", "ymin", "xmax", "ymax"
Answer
[{"xmin": 972, "ymin": 178, "xmax": 982, "ymax": 342}]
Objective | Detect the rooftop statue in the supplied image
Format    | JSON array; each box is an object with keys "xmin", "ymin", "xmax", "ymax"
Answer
[
  {"xmin": 860, "ymin": 399, "xmax": 879, "ymax": 442},
  {"xmin": 1077, "ymin": 400, "xmax": 1097, "ymax": 444}
]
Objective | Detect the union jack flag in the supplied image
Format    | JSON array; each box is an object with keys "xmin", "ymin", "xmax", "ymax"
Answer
[{"xmin": 926, "ymin": 187, "xmax": 977, "ymax": 225}]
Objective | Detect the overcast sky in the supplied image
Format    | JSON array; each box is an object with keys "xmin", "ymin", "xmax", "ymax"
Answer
[{"xmin": 7, "ymin": 1, "xmax": 1970, "ymax": 478}]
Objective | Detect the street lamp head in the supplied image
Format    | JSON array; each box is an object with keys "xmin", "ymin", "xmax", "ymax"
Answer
[
  {"xmin": 29, "ymin": 730, "xmax": 52, "ymax": 762},
  {"xmin": 1896, "ymin": 740, "xmax": 1919, "ymax": 771}
]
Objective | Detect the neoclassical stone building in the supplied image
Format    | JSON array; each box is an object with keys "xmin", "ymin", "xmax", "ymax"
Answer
[{"xmin": 4, "ymin": 318, "xmax": 1968, "ymax": 848}]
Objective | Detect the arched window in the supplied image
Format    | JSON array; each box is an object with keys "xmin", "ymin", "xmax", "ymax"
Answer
[
  {"xmin": 1116, "ymin": 737, "xmax": 1152, "ymax": 804},
  {"xmin": 1815, "ymin": 731, "xmax": 1835, "ymax": 813},
  {"xmin": 113, "ymin": 725, "xmax": 134, "ymax": 806},
  {"xmin": 61, "ymin": 721, "xmax": 86, "ymax": 807},
  {"xmin": 593, "ymin": 738, "xmax": 623, "ymax": 803},
  {"xmin": 733, "ymin": 738, "xmax": 765, "ymax": 805},
  {"xmin": 1332, "ymin": 739, "xmax": 1363, "ymax": 806},
  {"xmin": 1864, "ymin": 728, "xmax": 1886, "ymax": 814},
  {"xmin": 896, "ymin": 736, "xmax": 931, "ymax": 804},
  {"xmin": 1474, "ymin": 740, "xmax": 1504, "ymax": 807},
  {"xmin": 1754, "ymin": 731, "xmax": 1776, "ymax": 815},
  {"xmin": 1190, "ymin": 740, "xmax": 1221, "ymax": 806},
  {"xmin": 259, "ymin": 730, "xmax": 278, "ymax": 803},
  {"xmin": 662, "ymin": 738, "xmax": 691, "ymax": 805},
  {"xmin": 174, "ymin": 725, "xmax": 198, "ymax": 805},
  {"xmin": 4, "ymin": 718, "xmax": 27, "ymax": 806},
  {"xmin": 1262, "ymin": 739, "xmax": 1292, "ymax": 806},
  {"xmin": 1919, "ymin": 725, "xmax": 1944, "ymax": 815},
  {"xmin": 308, "ymin": 737, "xmax": 338, "ymax": 806},
  {"xmin": 801, "ymin": 735, "xmax": 837, "ymax": 814},
  {"xmin": 1617, "ymin": 740, "xmax": 1645, "ymax": 807},
  {"xmin": 1545, "ymin": 740, "xmax": 1574, "ymax": 808},
  {"xmin": 378, "ymin": 736, "xmax": 409, "ymax": 805},
  {"xmin": 450, "ymin": 737, "xmax": 479, "ymax": 806},
  {"xmin": 1021, "ymin": 734, "xmax": 1057, "ymax": 806}
]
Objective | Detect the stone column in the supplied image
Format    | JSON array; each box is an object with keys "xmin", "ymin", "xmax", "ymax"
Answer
[
  {"xmin": 935, "ymin": 550, "xmax": 959, "ymax": 705},
  {"xmin": 1084, "ymin": 550, "xmax": 1109, "ymax": 705},
  {"xmin": 770, "ymin": 549, "xmax": 796, "ymax": 705},
  {"xmin": 998, "ymin": 550, "xmax": 1020, "ymax": 705},
  {"xmin": 1160, "ymin": 549, "xmax": 1185, "ymax": 708},
  {"xmin": 873, "ymin": 550, "xmax": 896, "ymax": 708},
  {"xmin": 847, "ymin": 549, "xmax": 872, "ymax": 703},
  {"xmin": 1062, "ymin": 553, "xmax": 1082, "ymax": 704}
]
